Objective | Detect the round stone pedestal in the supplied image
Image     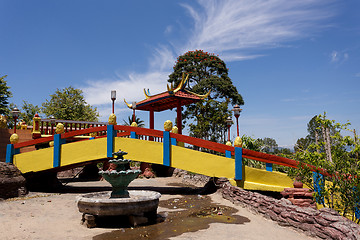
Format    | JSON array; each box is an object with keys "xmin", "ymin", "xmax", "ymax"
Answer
[{"xmin": 77, "ymin": 190, "xmax": 161, "ymax": 227}]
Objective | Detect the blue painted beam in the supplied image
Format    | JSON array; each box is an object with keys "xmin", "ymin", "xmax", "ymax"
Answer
[
  {"xmin": 266, "ymin": 163, "xmax": 273, "ymax": 172},
  {"xmin": 225, "ymin": 150, "xmax": 231, "ymax": 158},
  {"xmin": 53, "ymin": 134, "xmax": 66, "ymax": 168},
  {"xmin": 6, "ymin": 144, "xmax": 14, "ymax": 164},
  {"xmin": 313, "ymin": 172, "xmax": 325, "ymax": 205},
  {"xmin": 107, "ymin": 125, "xmax": 115, "ymax": 158},
  {"xmin": 163, "ymin": 131, "xmax": 171, "ymax": 167},
  {"xmin": 130, "ymin": 131, "xmax": 137, "ymax": 139},
  {"xmin": 171, "ymin": 137, "xmax": 177, "ymax": 146},
  {"xmin": 235, "ymin": 147, "xmax": 243, "ymax": 180}
]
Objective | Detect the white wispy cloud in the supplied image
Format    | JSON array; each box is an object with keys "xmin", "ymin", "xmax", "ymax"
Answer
[
  {"xmin": 81, "ymin": 0, "xmax": 337, "ymax": 119},
  {"xmin": 181, "ymin": 0, "xmax": 336, "ymax": 60},
  {"xmin": 82, "ymin": 71, "xmax": 170, "ymax": 118},
  {"xmin": 330, "ymin": 50, "xmax": 349, "ymax": 63}
]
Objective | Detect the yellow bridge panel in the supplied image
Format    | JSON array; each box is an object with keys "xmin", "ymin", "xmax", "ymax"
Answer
[
  {"xmin": 114, "ymin": 138, "xmax": 163, "ymax": 165},
  {"xmin": 61, "ymin": 138, "xmax": 107, "ymax": 167},
  {"xmin": 230, "ymin": 166, "xmax": 294, "ymax": 192},
  {"xmin": 13, "ymin": 147, "xmax": 53, "ymax": 173},
  {"xmin": 171, "ymin": 145, "xmax": 235, "ymax": 179}
]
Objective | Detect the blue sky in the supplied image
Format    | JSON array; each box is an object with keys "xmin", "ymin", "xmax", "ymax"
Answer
[{"xmin": 1, "ymin": 0, "xmax": 359, "ymax": 148}]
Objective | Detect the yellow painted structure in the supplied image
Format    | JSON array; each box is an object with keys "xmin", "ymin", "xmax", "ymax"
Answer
[{"xmin": 13, "ymin": 136, "xmax": 294, "ymax": 192}]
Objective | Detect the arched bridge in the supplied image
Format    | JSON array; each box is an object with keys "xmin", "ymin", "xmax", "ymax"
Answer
[{"xmin": 6, "ymin": 125, "xmax": 303, "ymax": 192}]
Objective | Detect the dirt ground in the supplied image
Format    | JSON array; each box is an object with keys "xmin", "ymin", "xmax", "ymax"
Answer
[{"xmin": 0, "ymin": 177, "xmax": 318, "ymax": 240}]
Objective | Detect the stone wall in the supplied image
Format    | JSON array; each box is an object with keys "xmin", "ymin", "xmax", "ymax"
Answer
[
  {"xmin": 221, "ymin": 181, "xmax": 360, "ymax": 240},
  {"xmin": 173, "ymin": 170, "xmax": 360, "ymax": 239}
]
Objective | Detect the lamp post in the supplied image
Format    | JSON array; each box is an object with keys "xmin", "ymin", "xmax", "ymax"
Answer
[
  {"xmin": 132, "ymin": 101, "xmax": 136, "ymax": 123},
  {"xmin": 11, "ymin": 107, "xmax": 20, "ymax": 133},
  {"xmin": 50, "ymin": 116, "xmax": 56, "ymax": 135},
  {"xmin": 232, "ymin": 105, "xmax": 242, "ymax": 136},
  {"xmin": 226, "ymin": 116, "xmax": 233, "ymax": 142},
  {"xmin": 111, "ymin": 90, "xmax": 116, "ymax": 114}
]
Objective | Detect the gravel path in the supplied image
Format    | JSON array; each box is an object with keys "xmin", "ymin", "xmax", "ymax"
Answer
[{"xmin": 0, "ymin": 177, "xmax": 317, "ymax": 240}]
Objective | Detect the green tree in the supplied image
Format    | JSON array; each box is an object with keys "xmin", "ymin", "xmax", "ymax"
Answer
[
  {"xmin": 0, "ymin": 75, "xmax": 12, "ymax": 115},
  {"xmin": 294, "ymin": 136, "xmax": 311, "ymax": 152},
  {"xmin": 21, "ymin": 100, "xmax": 41, "ymax": 125},
  {"xmin": 168, "ymin": 50, "xmax": 244, "ymax": 142},
  {"xmin": 123, "ymin": 115, "xmax": 145, "ymax": 127},
  {"xmin": 306, "ymin": 115, "xmax": 338, "ymax": 148},
  {"xmin": 289, "ymin": 114, "xmax": 360, "ymax": 221},
  {"xmin": 42, "ymin": 86, "xmax": 99, "ymax": 121},
  {"xmin": 260, "ymin": 137, "xmax": 278, "ymax": 153}
]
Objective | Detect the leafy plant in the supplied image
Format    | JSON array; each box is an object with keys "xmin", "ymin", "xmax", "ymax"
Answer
[{"xmin": 290, "ymin": 113, "xmax": 360, "ymax": 221}]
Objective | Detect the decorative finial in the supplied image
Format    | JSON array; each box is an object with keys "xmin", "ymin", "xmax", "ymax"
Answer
[
  {"xmin": 89, "ymin": 132, "xmax": 97, "ymax": 138},
  {"xmin": 0, "ymin": 115, "xmax": 7, "ymax": 129},
  {"xmin": 131, "ymin": 122, "xmax": 138, "ymax": 127},
  {"xmin": 10, "ymin": 133, "xmax": 19, "ymax": 144},
  {"xmin": 171, "ymin": 126, "xmax": 178, "ymax": 134},
  {"xmin": 226, "ymin": 141, "xmax": 232, "ymax": 146},
  {"xmin": 55, "ymin": 123, "xmax": 65, "ymax": 134},
  {"xmin": 234, "ymin": 136, "xmax": 242, "ymax": 147},
  {"xmin": 164, "ymin": 120, "xmax": 173, "ymax": 131},
  {"xmin": 108, "ymin": 113, "xmax": 117, "ymax": 125}
]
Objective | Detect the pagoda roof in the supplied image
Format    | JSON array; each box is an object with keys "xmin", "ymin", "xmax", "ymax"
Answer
[
  {"xmin": 135, "ymin": 90, "xmax": 201, "ymax": 112},
  {"xmin": 124, "ymin": 73, "xmax": 210, "ymax": 112}
]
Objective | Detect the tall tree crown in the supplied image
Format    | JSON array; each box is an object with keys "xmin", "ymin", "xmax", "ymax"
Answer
[
  {"xmin": 0, "ymin": 75, "xmax": 12, "ymax": 115},
  {"xmin": 168, "ymin": 50, "xmax": 244, "ymax": 105},
  {"xmin": 167, "ymin": 50, "xmax": 243, "ymax": 142},
  {"xmin": 42, "ymin": 86, "xmax": 99, "ymax": 121}
]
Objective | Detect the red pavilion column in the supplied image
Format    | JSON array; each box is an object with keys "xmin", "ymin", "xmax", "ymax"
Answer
[
  {"xmin": 177, "ymin": 100, "xmax": 182, "ymax": 134},
  {"xmin": 140, "ymin": 108, "xmax": 155, "ymax": 177}
]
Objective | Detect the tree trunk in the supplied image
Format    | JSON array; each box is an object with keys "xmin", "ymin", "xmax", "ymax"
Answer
[
  {"xmin": 322, "ymin": 125, "xmax": 332, "ymax": 163},
  {"xmin": 325, "ymin": 126, "xmax": 332, "ymax": 162},
  {"xmin": 315, "ymin": 131, "xmax": 320, "ymax": 153}
]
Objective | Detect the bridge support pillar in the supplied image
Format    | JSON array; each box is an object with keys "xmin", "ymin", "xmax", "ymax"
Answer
[
  {"xmin": 53, "ymin": 134, "xmax": 66, "ymax": 168},
  {"xmin": 163, "ymin": 131, "xmax": 171, "ymax": 167},
  {"xmin": 234, "ymin": 147, "xmax": 243, "ymax": 181},
  {"xmin": 107, "ymin": 125, "xmax": 116, "ymax": 158},
  {"xmin": 266, "ymin": 163, "xmax": 273, "ymax": 172},
  {"xmin": 313, "ymin": 172, "xmax": 325, "ymax": 205}
]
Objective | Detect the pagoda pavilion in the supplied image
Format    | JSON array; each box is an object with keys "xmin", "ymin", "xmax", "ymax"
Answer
[{"xmin": 124, "ymin": 73, "xmax": 210, "ymax": 134}]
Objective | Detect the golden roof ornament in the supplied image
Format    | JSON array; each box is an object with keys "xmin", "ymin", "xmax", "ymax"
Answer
[{"xmin": 131, "ymin": 122, "xmax": 138, "ymax": 127}]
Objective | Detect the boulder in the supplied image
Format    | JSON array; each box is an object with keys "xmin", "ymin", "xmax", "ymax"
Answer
[{"xmin": 0, "ymin": 162, "xmax": 27, "ymax": 199}]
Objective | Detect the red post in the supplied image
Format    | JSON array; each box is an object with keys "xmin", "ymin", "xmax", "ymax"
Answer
[
  {"xmin": 177, "ymin": 100, "xmax": 182, "ymax": 134},
  {"xmin": 14, "ymin": 117, "xmax": 17, "ymax": 133},
  {"xmin": 236, "ymin": 116, "xmax": 239, "ymax": 136},
  {"xmin": 227, "ymin": 124, "xmax": 231, "ymax": 142},
  {"xmin": 149, "ymin": 109, "xmax": 154, "ymax": 141},
  {"xmin": 132, "ymin": 108, "xmax": 136, "ymax": 123}
]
